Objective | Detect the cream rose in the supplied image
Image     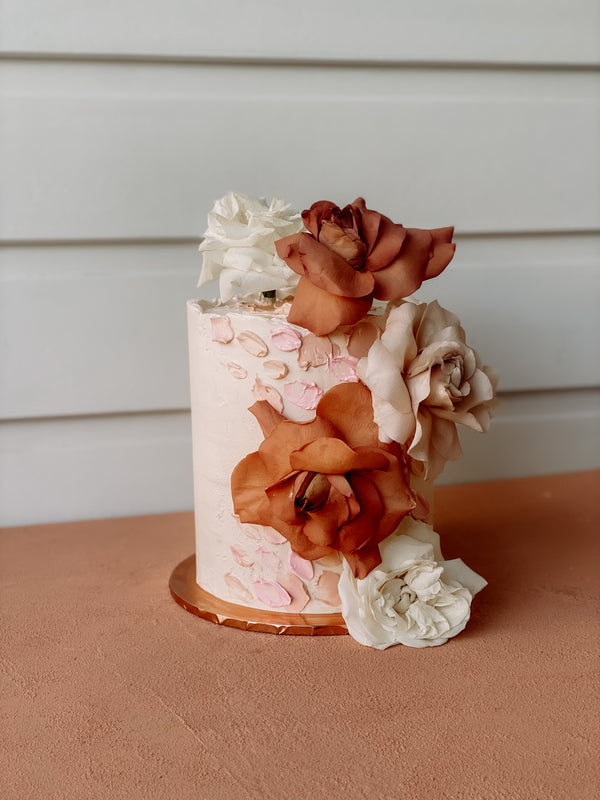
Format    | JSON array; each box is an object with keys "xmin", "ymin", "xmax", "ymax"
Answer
[
  {"xmin": 198, "ymin": 192, "xmax": 304, "ymax": 302},
  {"xmin": 357, "ymin": 299, "xmax": 498, "ymax": 479},
  {"xmin": 338, "ymin": 519, "xmax": 487, "ymax": 650}
]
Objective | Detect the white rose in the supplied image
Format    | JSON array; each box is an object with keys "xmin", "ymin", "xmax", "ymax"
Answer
[
  {"xmin": 198, "ymin": 192, "xmax": 304, "ymax": 302},
  {"xmin": 338, "ymin": 519, "xmax": 487, "ymax": 649}
]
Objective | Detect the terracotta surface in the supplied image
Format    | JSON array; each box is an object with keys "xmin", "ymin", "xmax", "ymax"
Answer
[{"xmin": 2, "ymin": 472, "xmax": 599, "ymax": 800}]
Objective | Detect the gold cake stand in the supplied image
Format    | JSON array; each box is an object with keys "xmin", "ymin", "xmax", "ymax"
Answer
[{"xmin": 169, "ymin": 555, "xmax": 348, "ymax": 636}]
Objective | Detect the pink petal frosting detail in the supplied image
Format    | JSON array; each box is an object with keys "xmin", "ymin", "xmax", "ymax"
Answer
[
  {"xmin": 227, "ymin": 362, "xmax": 247, "ymax": 379},
  {"xmin": 283, "ymin": 379, "xmax": 324, "ymax": 410},
  {"xmin": 235, "ymin": 517, "xmax": 262, "ymax": 541},
  {"xmin": 329, "ymin": 355, "xmax": 360, "ymax": 383},
  {"xmin": 297, "ymin": 332, "xmax": 338, "ymax": 370},
  {"xmin": 230, "ymin": 545, "xmax": 254, "ymax": 568},
  {"xmin": 252, "ymin": 377, "xmax": 284, "ymax": 413},
  {"xmin": 277, "ymin": 573, "xmax": 310, "ymax": 613},
  {"xmin": 271, "ymin": 327, "xmax": 302, "ymax": 351},
  {"xmin": 253, "ymin": 578, "xmax": 292, "ymax": 607},
  {"xmin": 262, "ymin": 526, "xmax": 287, "ymax": 545},
  {"xmin": 314, "ymin": 571, "xmax": 341, "ymax": 606},
  {"xmin": 255, "ymin": 545, "xmax": 281, "ymax": 573},
  {"xmin": 210, "ymin": 314, "xmax": 235, "ymax": 343},
  {"xmin": 224, "ymin": 573, "xmax": 252, "ymax": 603},
  {"xmin": 288, "ymin": 551, "xmax": 315, "ymax": 580}
]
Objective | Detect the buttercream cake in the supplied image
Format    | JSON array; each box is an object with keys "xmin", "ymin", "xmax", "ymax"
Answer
[{"xmin": 184, "ymin": 192, "xmax": 497, "ymax": 649}]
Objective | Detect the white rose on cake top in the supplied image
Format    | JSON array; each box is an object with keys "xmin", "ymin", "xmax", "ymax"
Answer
[
  {"xmin": 338, "ymin": 520, "xmax": 487, "ymax": 649},
  {"xmin": 198, "ymin": 192, "xmax": 305, "ymax": 302}
]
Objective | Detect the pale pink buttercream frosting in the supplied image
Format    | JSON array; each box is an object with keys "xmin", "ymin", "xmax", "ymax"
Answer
[
  {"xmin": 209, "ymin": 314, "xmax": 235, "ymax": 343},
  {"xmin": 271, "ymin": 327, "xmax": 303, "ymax": 351},
  {"xmin": 253, "ymin": 579, "xmax": 292, "ymax": 607},
  {"xmin": 283, "ymin": 379, "xmax": 324, "ymax": 410}
]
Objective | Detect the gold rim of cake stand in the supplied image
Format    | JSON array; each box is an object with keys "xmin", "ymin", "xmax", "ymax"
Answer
[{"xmin": 169, "ymin": 555, "xmax": 347, "ymax": 636}]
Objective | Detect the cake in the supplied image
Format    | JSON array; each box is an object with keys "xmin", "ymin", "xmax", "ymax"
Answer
[{"xmin": 182, "ymin": 192, "xmax": 497, "ymax": 649}]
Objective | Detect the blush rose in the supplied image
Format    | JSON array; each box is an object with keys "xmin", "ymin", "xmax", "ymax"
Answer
[{"xmin": 357, "ymin": 299, "xmax": 498, "ymax": 479}]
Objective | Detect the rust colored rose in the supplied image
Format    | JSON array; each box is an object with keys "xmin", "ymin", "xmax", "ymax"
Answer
[
  {"xmin": 275, "ymin": 198, "xmax": 455, "ymax": 336},
  {"xmin": 231, "ymin": 383, "xmax": 424, "ymax": 579}
]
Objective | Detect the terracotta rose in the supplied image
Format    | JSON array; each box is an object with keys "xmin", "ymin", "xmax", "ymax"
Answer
[
  {"xmin": 231, "ymin": 383, "xmax": 425, "ymax": 579},
  {"xmin": 275, "ymin": 198, "xmax": 455, "ymax": 336}
]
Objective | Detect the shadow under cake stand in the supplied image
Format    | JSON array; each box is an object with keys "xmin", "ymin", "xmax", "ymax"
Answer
[{"xmin": 170, "ymin": 555, "xmax": 347, "ymax": 636}]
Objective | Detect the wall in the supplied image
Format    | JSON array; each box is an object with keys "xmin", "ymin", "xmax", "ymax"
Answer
[{"xmin": 1, "ymin": 1, "xmax": 599, "ymax": 525}]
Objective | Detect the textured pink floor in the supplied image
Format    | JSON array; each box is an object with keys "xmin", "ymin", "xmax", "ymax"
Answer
[{"xmin": 2, "ymin": 472, "xmax": 599, "ymax": 800}]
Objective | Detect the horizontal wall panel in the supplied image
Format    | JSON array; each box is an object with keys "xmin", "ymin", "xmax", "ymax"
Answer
[
  {"xmin": 0, "ymin": 244, "xmax": 199, "ymax": 419},
  {"xmin": 2, "ymin": 62, "xmax": 599, "ymax": 241},
  {"xmin": 0, "ymin": 411, "xmax": 194, "ymax": 527},
  {"xmin": 1, "ymin": 235, "xmax": 598, "ymax": 420},
  {"xmin": 1, "ymin": 1, "xmax": 599, "ymax": 65},
  {"xmin": 1, "ymin": 389, "xmax": 598, "ymax": 526}
]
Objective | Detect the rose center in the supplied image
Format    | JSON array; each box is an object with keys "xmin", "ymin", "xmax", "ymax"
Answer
[
  {"xmin": 294, "ymin": 472, "xmax": 331, "ymax": 514},
  {"xmin": 319, "ymin": 220, "xmax": 367, "ymax": 271}
]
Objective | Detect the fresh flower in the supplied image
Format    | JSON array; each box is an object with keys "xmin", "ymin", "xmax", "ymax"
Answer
[
  {"xmin": 231, "ymin": 383, "xmax": 426, "ymax": 579},
  {"xmin": 338, "ymin": 519, "xmax": 487, "ymax": 649},
  {"xmin": 198, "ymin": 192, "xmax": 304, "ymax": 302},
  {"xmin": 275, "ymin": 198, "xmax": 455, "ymax": 336},
  {"xmin": 357, "ymin": 300, "xmax": 497, "ymax": 478}
]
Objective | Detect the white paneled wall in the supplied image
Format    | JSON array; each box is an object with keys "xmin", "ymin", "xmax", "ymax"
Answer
[{"xmin": 1, "ymin": 2, "xmax": 599, "ymax": 525}]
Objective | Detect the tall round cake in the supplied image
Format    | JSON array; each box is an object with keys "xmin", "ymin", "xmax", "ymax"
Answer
[{"xmin": 181, "ymin": 192, "xmax": 497, "ymax": 649}]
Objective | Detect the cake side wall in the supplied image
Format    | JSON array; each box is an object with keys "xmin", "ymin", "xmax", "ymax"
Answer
[{"xmin": 187, "ymin": 300, "xmax": 351, "ymax": 614}]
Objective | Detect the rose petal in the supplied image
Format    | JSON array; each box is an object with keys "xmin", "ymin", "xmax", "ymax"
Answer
[
  {"xmin": 367, "ymin": 450, "xmax": 417, "ymax": 537},
  {"xmin": 333, "ymin": 474, "xmax": 383, "ymax": 553},
  {"xmin": 424, "ymin": 227, "xmax": 455, "ymax": 279},
  {"xmin": 301, "ymin": 200, "xmax": 339, "ymax": 238},
  {"xmin": 289, "ymin": 438, "xmax": 389, "ymax": 474},
  {"xmin": 344, "ymin": 545, "xmax": 384, "ymax": 580},
  {"xmin": 316, "ymin": 383, "xmax": 381, "ymax": 449},
  {"xmin": 275, "ymin": 233, "xmax": 304, "ymax": 275},
  {"xmin": 248, "ymin": 400, "xmax": 286, "ymax": 438},
  {"xmin": 258, "ymin": 415, "xmax": 338, "ymax": 481},
  {"xmin": 288, "ymin": 278, "xmax": 372, "ymax": 337},
  {"xmin": 371, "ymin": 228, "xmax": 432, "ymax": 300},
  {"xmin": 266, "ymin": 474, "xmax": 305, "ymax": 525},
  {"xmin": 231, "ymin": 452, "xmax": 274, "ymax": 525},
  {"xmin": 347, "ymin": 321, "xmax": 381, "ymax": 358},
  {"xmin": 296, "ymin": 233, "xmax": 375, "ymax": 298}
]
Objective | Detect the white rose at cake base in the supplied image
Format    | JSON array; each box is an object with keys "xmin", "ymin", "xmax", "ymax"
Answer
[
  {"xmin": 338, "ymin": 520, "xmax": 487, "ymax": 650},
  {"xmin": 182, "ymin": 192, "xmax": 497, "ymax": 650}
]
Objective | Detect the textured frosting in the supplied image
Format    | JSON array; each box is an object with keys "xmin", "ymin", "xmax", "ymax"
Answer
[{"xmin": 188, "ymin": 298, "xmax": 434, "ymax": 614}]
